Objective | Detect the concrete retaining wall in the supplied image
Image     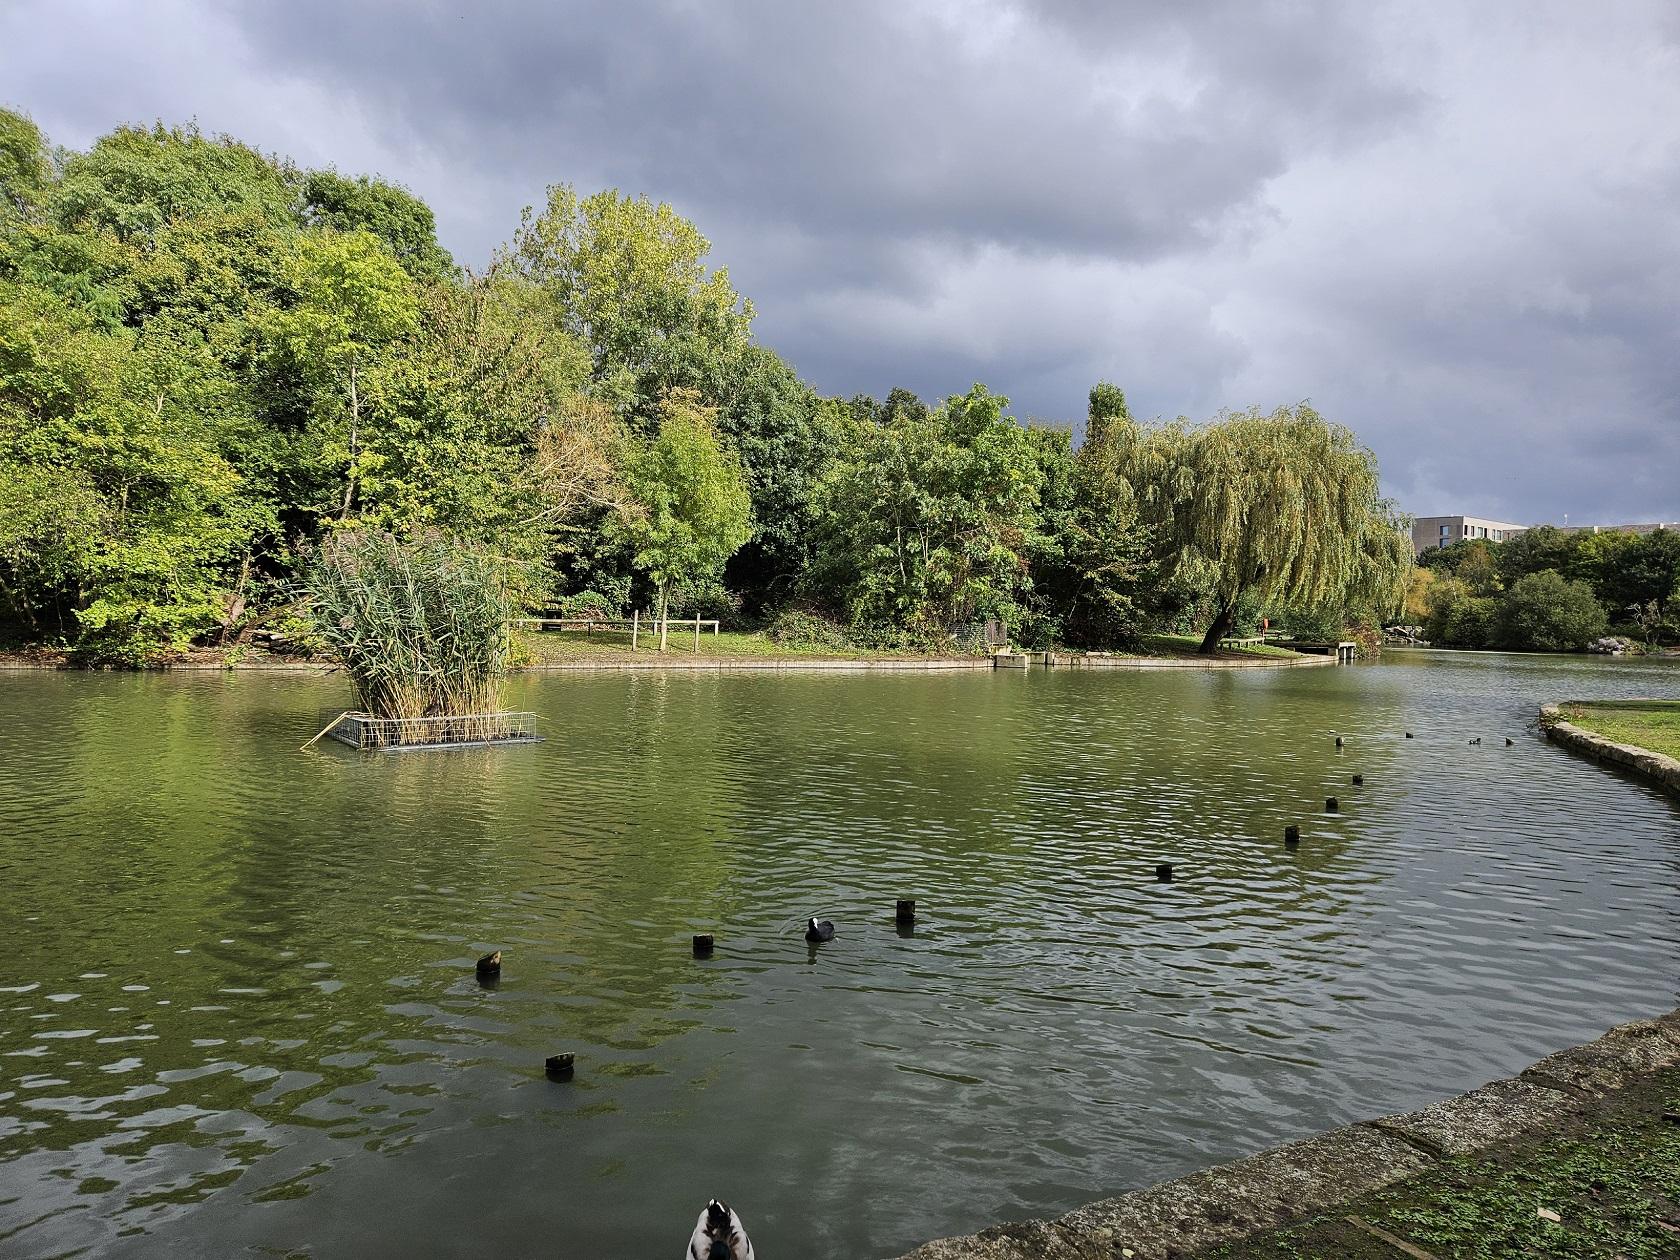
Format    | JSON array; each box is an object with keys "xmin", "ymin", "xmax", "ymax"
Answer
[
  {"xmin": 1540, "ymin": 702, "xmax": 1680, "ymax": 799},
  {"xmin": 894, "ymin": 1010, "xmax": 1680, "ymax": 1260}
]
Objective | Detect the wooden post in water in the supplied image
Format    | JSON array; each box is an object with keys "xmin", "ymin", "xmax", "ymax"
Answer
[
  {"xmin": 692, "ymin": 934, "xmax": 714, "ymax": 958},
  {"xmin": 1284, "ymin": 825, "xmax": 1300, "ymax": 848},
  {"xmin": 632, "ymin": 608, "xmax": 639, "ymax": 652},
  {"xmin": 1156, "ymin": 863, "xmax": 1174, "ymax": 882},
  {"xmin": 1326, "ymin": 797, "xmax": 1339, "ymax": 812},
  {"xmin": 896, "ymin": 899, "xmax": 916, "ymax": 925}
]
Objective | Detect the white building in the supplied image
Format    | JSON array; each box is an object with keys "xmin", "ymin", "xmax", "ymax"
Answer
[{"xmin": 1410, "ymin": 515, "xmax": 1528, "ymax": 556}]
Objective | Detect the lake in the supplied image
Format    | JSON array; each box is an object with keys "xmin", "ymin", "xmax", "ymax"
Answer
[{"xmin": 1, "ymin": 650, "xmax": 1677, "ymax": 1258}]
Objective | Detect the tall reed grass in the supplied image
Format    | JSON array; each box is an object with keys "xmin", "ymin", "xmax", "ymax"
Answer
[{"xmin": 305, "ymin": 531, "xmax": 514, "ymax": 733}]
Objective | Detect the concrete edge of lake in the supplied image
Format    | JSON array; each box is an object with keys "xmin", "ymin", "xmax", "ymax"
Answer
[
  {"xmin": 893, "ymin": 1009, "xmax": 1680, "ymax": 1260},
  {"xmin": 1540, "ymin": 702, "xmax": 1680, "ymax": 799},
  {"xmin": 2, "ymin": 650, "xmax": 1338, "ymax": 675},
  {"xmin": 514, "ymin": 653, "xmax": 1339, "ymax": 673}
]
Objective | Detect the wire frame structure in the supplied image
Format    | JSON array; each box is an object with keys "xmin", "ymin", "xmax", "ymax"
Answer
[{"xmin": 327, "ymin": 711, "xmax": 541, "ymax": 752}]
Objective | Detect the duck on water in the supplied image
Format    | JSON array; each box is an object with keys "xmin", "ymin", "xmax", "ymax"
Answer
[{"xmin": 686, "ymin": 1199, "xmax": 754, "ymax": 1260}]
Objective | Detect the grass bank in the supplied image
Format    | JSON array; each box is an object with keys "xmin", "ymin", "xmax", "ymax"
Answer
[
  {"xmin": 1203, "ymin": 1066, "xmax": 1680, "ymax": 1258},
  {"xmin": 1554, "ymin": 699, "xmax": 1680, "ymax": 762},
  {"xmin": 514, "ymin": 628, "xmax": 1308, "ymax": 667}
]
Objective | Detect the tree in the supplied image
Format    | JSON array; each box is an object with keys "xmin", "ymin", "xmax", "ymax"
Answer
[
  {"xmin": 1496, "ymin": 570, "xmax": 1607, "ymax": 651},
  {"xmin": 53, "ymin": 123, "xmax": 295, "ymax": 244},
  {"xmin": 1496, "ymin": 525, "xmax": 1580, "ymax": 586},
  {"xmin": 1027, "ymin": 393, "xmax": 1154, "ymax": 646},
  {"xmin": 1599, "ymin": 529, "xmax": 1680, "ymax": 624},
  {"xmin": 1122, "ymin": 403, "xmax": 1412, "ymax": 652},
  {"xmin": 612, "ymin": 390, "xmax": 751, "ymax": 649},
  {"xmin": 264, "ymin": 229, "xmax": 419, "ymax": 522},
  {"xmin": 1085, "ymin": 380, "xmax": 1132, "ymax": 446},
  {"xmin": 0, "ymin": 108, "xmax": 53, "ymax": 221},
  {"xmin": 809, "ymin": 384, "xmax": 1043, "ymax": 636},
  {"xmin": 299, "ymin": 170, "xmax": 455, "ymax": 283},
  {"xmin": 0, "ymin": 279, "xmax": 248, "ymax": 660},
  {"xmin": 713, "ymin": 346, "xmax": 839, "ymax": 611},
  {"xmin": 504, "ymin": 185, "xmax": 752, "ymax": 417},
  {"xmin": 1423, "ymin": 575, "xmax": 1496, "ymax": 648}
]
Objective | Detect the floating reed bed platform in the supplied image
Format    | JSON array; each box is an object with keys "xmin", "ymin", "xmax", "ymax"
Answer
[{"xmin": 325, "ymin": 711, "xmax": 541, "ymax": 752}]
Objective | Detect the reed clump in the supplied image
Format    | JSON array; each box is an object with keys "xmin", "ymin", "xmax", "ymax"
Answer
[{"xmin": 305, "ymin": 531, "xmax": 516, "ymax": 742}]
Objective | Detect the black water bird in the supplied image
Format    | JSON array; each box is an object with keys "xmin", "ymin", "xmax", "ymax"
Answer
[
  {"xmin": 1506, "ymin": 738, "xmax": 1515, "ymax": 746},
  {"xmin": 687, "ymin": 1199, "xmax": 754, "ymax": 1260},
  {"xmin": 805, "ymin": 917, "xmax": 835, "ymax": 943},
  {"xmin": 476, "ymin": 950, "xmax": 501, "ymax": 977}
]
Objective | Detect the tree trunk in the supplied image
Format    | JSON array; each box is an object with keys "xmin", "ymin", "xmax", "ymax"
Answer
[
  {"xmin": 1199, "ymin": 598, "xmax": 1239, "ymax": 654},
  {"xmin": 340, "ymin": 362, "xmax": 360, "ymax": 520},
  {"xmin": 658, "ymin": 582, "xmax": 670, "ymax": 652}
]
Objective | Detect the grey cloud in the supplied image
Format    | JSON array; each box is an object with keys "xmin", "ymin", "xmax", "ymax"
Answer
[{"xmin": 0, "ymin": 0, "xmax": 1674, "ymax": 522}]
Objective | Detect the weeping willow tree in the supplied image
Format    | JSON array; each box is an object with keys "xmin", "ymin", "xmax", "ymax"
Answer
[{"xmin": 1119, "ymin": 404, "xmax": 1412, "ymax": 653}]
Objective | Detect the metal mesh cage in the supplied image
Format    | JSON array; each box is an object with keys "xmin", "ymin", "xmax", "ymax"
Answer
[{"xmin": 327, "ymin": 711, "xmax": 541, "ymax": 751}]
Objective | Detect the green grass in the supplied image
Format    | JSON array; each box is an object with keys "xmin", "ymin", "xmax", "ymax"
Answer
[
  {"xmin": 516, "ymin": 628, "xmax": 926, "ymax": 664},
  {"xmin": 1558, "ymin": 700, "xmax": 1680, "ymax": 761},
  {"xmin": 1142, "ymin": 633, "xmax": 1305, "ymax": 660},
  {"xmin": 1206, "ymin": 1069, "xmax": 1680, "ymax": 1259},
  {"xmin": 516, "ymin": 628, "xmax": 1310, "ymax": 666}
]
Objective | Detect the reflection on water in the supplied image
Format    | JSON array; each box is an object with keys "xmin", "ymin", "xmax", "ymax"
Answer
[{"xmin": 1, "ymin": 649, "xmax": 1677, "ymax": 1258}]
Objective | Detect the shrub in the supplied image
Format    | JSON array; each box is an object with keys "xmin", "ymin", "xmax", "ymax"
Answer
[
  {"xmin": 1497, "ymin": 570, "xmax": 1608, "ymax": 652},
  {"xmin": 764, "ymin": 607, "xmax": 852, "ymax": 651}
]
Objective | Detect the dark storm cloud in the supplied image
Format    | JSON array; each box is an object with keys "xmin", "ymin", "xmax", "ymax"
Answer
[{"xmin": 1, "ymin": 1, "xmax": 1675, "ymax": 522}]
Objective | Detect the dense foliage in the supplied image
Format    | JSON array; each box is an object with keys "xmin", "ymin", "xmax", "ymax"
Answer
[
  {"xmin": 0, "ymin": 109, "xmax": 1415, "ymax": 663},
  {"xmin": 1420, "ymin": 526, "xmax": 1678, "ymax": 650}
]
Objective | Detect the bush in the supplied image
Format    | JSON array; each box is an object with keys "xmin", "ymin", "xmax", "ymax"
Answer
[
  {"xmin": 1497, "ymin": 570, "xmax": 1608, "ymax": 652},
  {"xmin": 765, "ymin": 607, "xmax": 852, "ymax": 651}
]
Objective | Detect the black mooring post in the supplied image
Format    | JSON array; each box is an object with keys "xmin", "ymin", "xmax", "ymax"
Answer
[
  {"xmin": 1284, "ymin": 825, "xmax": 1300, "ymax": 847},
  {"xmin": 1325, "ymin": 797, "xmax": 1339, "ymax": 812},
  {"xmin": 895, "ymin": 899, "xmax": 916, "ymax": 925},
  {"xmin": 1156, "ymin": 863, "xmax": 1174, "ymax": 882},
  {"xmin": 692, "ymin": 934, "xmax": 714, "ymax": 958},
  {"xmin": 545, "ymin": 1053, "xmax": 575, "ymax": 1081}
]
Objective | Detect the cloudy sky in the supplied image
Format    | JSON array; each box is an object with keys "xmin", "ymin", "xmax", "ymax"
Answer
[{"xmin": 3, "ymin": 1, "xmax": 1677, "ymax": 524}]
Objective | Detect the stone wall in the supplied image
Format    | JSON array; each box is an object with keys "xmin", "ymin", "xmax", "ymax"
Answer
[
  {"xmin": 894, "ymin": 1010, "xmax": 1680, "ymax": 1260},
  {"xmin": 1540, "ymin": 702, "xmax": 1680, "ymax": 799}
]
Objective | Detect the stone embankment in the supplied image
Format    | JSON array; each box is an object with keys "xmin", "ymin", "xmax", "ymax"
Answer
[
  {"xmin": 1540, "ymin": 702, "xmax": 1680, "ymax": 799},
  {"xmin": 895, "ymin": 1011, "xmax": 1680, "ymax": 1260}
]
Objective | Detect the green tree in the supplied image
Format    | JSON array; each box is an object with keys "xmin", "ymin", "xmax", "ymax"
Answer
[
  {"xmin": 810, "ymin": 384, "xmax": 1043, "ymax": 635},
  {"xmin": 53, "ymin": 123, "xmax": 295, "ymax": 244},
  {"xmin": 1027, "ymin": 400, "xmax": 1153, "ymax": 646},
  {"xmin": 1496, "ymin": 569, "xmax": 1607, "ymax": 651},
  {"xmin": 0, "ymin": 108, "xmax": 53, "ymax": 221},
  {"xmin": 1598, "ymin": 529, "xmax": 1680, "ymax": 624},
  {"xmin": 713, "ymin": 346, "xmax": 839, "ymax": 610},
  {"xmin": 1122, "ymin": 403, "xmax": 1412, "ymax": 652},
  {"xmin": 1496, "ymin": 525, "xmax": 1580, "ymax": 586},
  {"xmin": 0, "ymin": 279, "xmax": 248, "ymax": 660},
  {"xmin": 264, "ymin": 229, "xmax": 419, "ymax": 522},
  {"xmin": 1085, "ymin": 380, "xmax": 1132, "ymax": 446},
  {"xmin": 612, "ymin": 390, "xmax": 752, "ymax": 649},
  {"xmin": 299, "ymin": 169, "xmax": 455, "ymax": 283},
  {"xmin": 504, "ymin": 185, "xmax": 752, "ymax": 416}
]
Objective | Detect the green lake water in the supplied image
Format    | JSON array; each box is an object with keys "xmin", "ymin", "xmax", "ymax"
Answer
[{"xmin": 1, "ymin": 650, "xmax": 1678, "ymax": 1258}]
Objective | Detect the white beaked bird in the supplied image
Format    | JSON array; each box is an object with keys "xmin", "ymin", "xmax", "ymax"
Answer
[{"xmin": 686, "ymin": 1198, "xmax": 754, "ymax": 1260}]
